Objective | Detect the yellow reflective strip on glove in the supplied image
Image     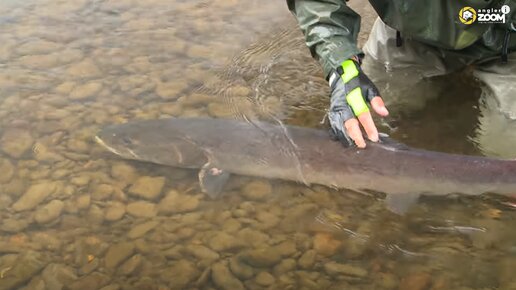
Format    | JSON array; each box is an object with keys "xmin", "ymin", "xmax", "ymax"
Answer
[
  {"xmin": 340, "ymin": 59, "xmax": 359, "ymax": 83},
  {"xmin": 346, "ymin": 87, "xmax": 369, "ymax": 116}
]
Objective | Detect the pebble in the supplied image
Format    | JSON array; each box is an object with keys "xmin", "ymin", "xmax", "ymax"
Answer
[
  {"xmin": 16, "ymin": 40, "xmax": 62, "ymax": 56},
  {"xmin": 229, "ymin": 256, "xmax": 254, "ymax": 280},
  {"xmin": 313, "ymin": 233, "xmax": 342, "ymax": 256},
  {"xmin": 12, "ymin": 181, "xmax": 57, "ymax": 212},
  {"xmin": 211, "ymin": 262, "xmax": 245, "ymax": 290},
  {"xmin": 41, "ymin": 263, "xmax": 78, "ymax": 290},
  {"xmin": 298, "ymin": 249, "xmax": 316, "ymax": 269},
  {"xmin": 126, "ymin": 201, "xmax": 157, "ymax": 218},
  {"xmin": 323, "ymin": 262, "xmax": 368, "ymax": 278},
  {"xmin": 118, "ymin": 254, "xmax": 142, "ymax": 276},
  {"xmin": 104, "ymin": 202, "xmax": 126, "ymax": 221},
  {"xmin": 128, "ymin": 176, "xmax": 166, "ymax": 200},
  {"xmin": 155, "ymin": 81, "xmax": 187, "ymax": 100},
  {"xmin": 185, "ymin": 244, "xmax": 219, "ymax": 261},
  {"xmin": 399, "ymin": 272, "xmax": 431, "ymax": 290},
  {"xmin": 162, "ymin": 260, "xmax": 199, "ymax": 289},
  {"xmin": 273, "ymin": 258, "xmax": 297, "ymax": 275},
  {"xmin": 208, "ymin": 232, "xmax": 246, "ymax": 252},
  {"xmin": 160, "ymin": 102, "xmax": 183, "ymax": 116},
  {"xmin": 0, "ymin": 158, "xmax": 14, "ymax": 183},
  {"xmin": 0, "ymin": 251, "xmax": 47, "ymax": 290},
  {"xmin": 157, "ymin": 190, "xmax": 201, "ymax": 215},
  {"xmin": 241, "ymin": 180, "xmax": 272, "ymax": 201},
  {"xmin": 111, "ymin": 162, "xmax": 138, "ymax": 183},
  {"xmin": 127, "ymin": 220, "xmax": 160, "ymax": 239},
  {"xmin": 66, "ymin": 60, "xmax": 102, "ymax": 78},
  {"xmin": 104, "ymin": 242, "xmax": 135, "ymax": 269},
  {"xmin": 255, "ymin": 271, "xmax": 275, "ymax": 286},
  {"xmin": 376, "ymin": 272, "xmax": 399, "ymax": 290},
  {"xmin": 1, "ymin": 128, "xmax": 34, "ymax": 158},
  {"xmin": 69, "ymin": 82, "xmax": 103, "ymax": 100},
  {"xmin": 91, "ymin": 184, "xmax": 114, "ymax": 201},
  {"xmin": 34, "ymin": 200, "xmax": 64, "ymax": 224},
  {"xmin": 68, "ymin": 272, "xmax": 110, "ymax": 290}
]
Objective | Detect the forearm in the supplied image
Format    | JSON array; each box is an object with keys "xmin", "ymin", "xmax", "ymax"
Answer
[{"xmin": 287, "ymin": 0, "xmax": 363, "ymax": 78}]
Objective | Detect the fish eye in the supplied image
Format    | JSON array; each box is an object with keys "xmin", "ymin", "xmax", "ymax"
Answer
[{"xmin": 122, "ymin": 137, "xmax": 132, "ymax": 145}]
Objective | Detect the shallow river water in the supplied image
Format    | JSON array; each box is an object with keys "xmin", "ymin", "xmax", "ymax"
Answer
[{"xmin": 0, "ymin": 0, "xmax": 515, "ymax": 289}]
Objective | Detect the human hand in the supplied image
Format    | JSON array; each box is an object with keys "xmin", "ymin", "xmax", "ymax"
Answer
[{"xmin": 328, "ymin": 58, "xmax": 389, "ymax": 148}]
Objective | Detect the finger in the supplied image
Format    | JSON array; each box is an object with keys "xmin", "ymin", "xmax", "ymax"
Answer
[
  {"xmin": 370, "ymin": 96, "xmax": 389, "ymax": 117},
  {"xmin": 357, "ymin": 111, "xmax": 379, "ymax": 142},
  {"xmin": 344, "ymin": 118, "xmax": 366, "ymax": 148}
]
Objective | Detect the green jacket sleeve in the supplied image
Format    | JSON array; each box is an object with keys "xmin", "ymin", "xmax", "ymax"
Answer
[{"xmin": 287, "ymin": 0, "xmax": 363, "ymax": 78}]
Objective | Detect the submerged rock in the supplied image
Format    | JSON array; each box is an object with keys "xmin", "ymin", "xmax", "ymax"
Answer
[
  {"xmin": 41, "ymin": 263, "xmax": 77, "ymax": 290},
  {"xmin": 34, "ymin": 199, "xmax": 64, "ymax": 224},
  {"xmin": 0, "ymin": 158, "xmax": 14, "ymax": 183},
  {"xmin": 126, "ymin": 201, "xmax": 157, "ymax": 218},
  {"xmin": 127, "ymin": 220, "xmax": 160, "ymax": 239},
  {"xmin": 12, "ymin": 181, "xmax": 57, "ymax": 212},
  {"xmin": 129, "ymin": 176, "xmax": 166, "ymax": 200},
  {"xmin": 104, "ymin": 242, "xmax": 135, "ymax": 269},
  {"xmin": 157, "ymin": 190, "xmax": 201, "ymax": 215},
  {"xmin": 1, "ymin": 128, "xmax": 34, "ymax": 158},
  {"xmin": 211, "ymin": 262, "xmax": 245, "ymax": 290},
  {"xmin": 161, "ymin": 260, "xmax": 199, "ymax": 289},
  {"xmin": 0, "ymin": 251, "xmax": 47, "ymax": 290},
  {"xmin": 241, "ymin": 180, "xmax": 272, "ymax": 201}
]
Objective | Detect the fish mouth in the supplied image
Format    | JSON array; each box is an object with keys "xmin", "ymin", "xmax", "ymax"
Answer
[{"xmin": 94, "ymin": 135, "xmax": 122, "ymax": 156}]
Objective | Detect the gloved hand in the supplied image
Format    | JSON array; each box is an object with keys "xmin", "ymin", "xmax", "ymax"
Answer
[{"xmin": 328, "ymin": 58, "xmax": 389, "ymax": 148}]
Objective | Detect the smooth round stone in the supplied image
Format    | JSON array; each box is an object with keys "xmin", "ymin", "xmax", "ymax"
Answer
[
  {"xmin": 66, "ymin": 60, "xmax": 101, "ymax": 78},
  {"xmin": 128, "ymin": 176, "xmax": 165, "ymax": 200},
  {"xmin": 254, "ymin": 271, "xmax": 275, "ymax": 287},
  {"xmin": 241, "ymin": 180, "xmax": 272, "ymax": 201},
  {"xmin": 157, "ymin": 190, "xmax": 201, "ymax": 215},
  {"xmin": 0, "ymin": 158, "xmax": 15, "ymax": 183},
  {"xmin": 104, "ymin": 202, "xmax": 126, "ymax": 222},
  {"xmin": 155, "ymin": 81, "xmax": 187, "ymax": 100},
  {"xmin": 126, "ymin": 201, "xmax": 157, "ymax": 218},
  {"xmin": 12, "ymin": 181, "xmax": 57, "ymax": 212},
  {"xmin": 34, "ymin": 200, "xmax": 65, "ymax": 224},
  {"xmin": 1, "ymin": 128, "xmax": 34, "ymax": 158},
  {"xmin": 69, "ymin": 82, "xmax": 103, "ymax": 100}
]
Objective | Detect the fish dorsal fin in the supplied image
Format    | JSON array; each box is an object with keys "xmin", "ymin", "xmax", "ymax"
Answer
[
  {"xmin": 198, "ymin": 163, "xmax": 230, "ymax": 199},
  {"xmin": 385, "ymin": 192, "xmax": 421, "ymax": 215}
]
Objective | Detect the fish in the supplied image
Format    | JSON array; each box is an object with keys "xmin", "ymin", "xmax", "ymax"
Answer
[{"xmin": 95, "ymin": 117, "xmax": 516, "ymax": 213}]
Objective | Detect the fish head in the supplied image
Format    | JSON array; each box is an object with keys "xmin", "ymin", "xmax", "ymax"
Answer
[
  {"xmin": 94, "ymin": 119, "xmax": 209, "ymax": 167},
  {"xmin": 95, "ymin": 123, "xmax": 146, "ymax": 160}
]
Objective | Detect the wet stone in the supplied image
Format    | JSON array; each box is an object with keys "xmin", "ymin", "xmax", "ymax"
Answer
[
  {"xmin": 16, "ymin": 39, "xmax": 62, "ymax": 56},
  {"xmin": 238, "ymin": 248, "xmax": 283, "ymax": 267},
  {"xmin": 128, "ymin": 176, "xmax": 165, "ymax": 200},
  {"xmin": 160, "ymin": 102, "xmax": 183, "ymax": 116},
  {"xmin": 229, "ymin": 256, "xmax": 254, "ymax": 280},
  {"xmin": 399, "ymin": 272, "xmax": 431, "ymax": 290},
  {"xmin": 12, "ymin": 181, "xmax": 57, "ymax": 212},
  {"xmin": 323, "ymin": 262, "xmax": 368, "ymax": 278},
  {"xmin": 111, "ymin": 162, "xmax": 138, "ymax": 183},
  {"xmin": 313, "ymin": 233, "xmax": 342, "ymax": 256},
  {"xmin": 273, "ymin": 258, "xmax": 297, "ymax": 275},
  {"xmin": 1, "ymin": 218, "xmax": 30, "ymax": 233},
  {"xmin": 118, "ymin": 254, "xmax": 142, "ymax": 276},
  {"xmin": 157, "ymin": 190, "xmax": 201, "ymax": 215},
  {"xmin": 0, "ymin": 251, "xmax": 47, "ymax": 290},
  {"xmin": 211, "ymin": 262, "xmax": 245, "ymax": 290},
  {"xmin": 41, "ymin": 263, "xmax": 78, "ymax": 290},
  {"xmin": 161, "ymin": 260, "xmax": 199, "ymax": 289},
  {"xmin": 69, "ymin": 82, "xmax": 103, "ymax": 100},
  {"xmin": 1, "ymin": 128, "xmax": 34, "ymax": 158},
  {"xmin": 185, "ymin": 244, "xmax": 219, "ymax": 261},
  {"xmin": 376, "ymin": 273, "xmax": 399, "ymax": 290},
  {"xmin": 104, "ymin": 202, "xmax": 126, "ymax": 222},
  {"xmin": 92, "ymin": 184, "xmax": 114, "ymax": 201},
  {"xmin": 255, "ymin": 271, "xmax": 275, "ymax": 287},
  {"xmin": 34, "ymin": 199, "xmax": 64, "ymax": 224},
  {"xmin": 241, "ymin": 180, "xmax": 272, "ymax": 201},
  {"xmin": 67, "ymin": 60, "xmax": 101, "ymax": 78},
  {"xmin": 126, "ymin": 201, "xmax": 157, "ymax": 218},
  {"xmin": 127, "ymin": 220, "xmax": 160, "ymax": 239},
  {"xmin": 68, "ymin": 272, "xmax": 110, "ymax": 290},
  {"xmin": 298, "ymin": 249, "xmax": 316, "ymax": 269},
  {"xmin": 0, "ymin": 158, "xmax": 14, "ymax": 183},
  {"xmin": 105, "ymin": 242, "xmax": 135, "ymax": 269},
  {"xmin": 208, "ymin": 232, "xmax": 246, "ymax": 252},
  {"xmin": 155, "ymin": 81, "xmax": 188, "ymax": 100}
]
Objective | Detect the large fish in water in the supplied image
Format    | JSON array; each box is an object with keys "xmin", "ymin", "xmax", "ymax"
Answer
[{"xmin": 95, "ymin": 117, "xmax": 516, "ymax": 213}]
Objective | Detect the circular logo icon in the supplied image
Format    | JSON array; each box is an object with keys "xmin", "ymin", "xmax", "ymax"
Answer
[
  {"xmin": 501, "ymin": 4, "xmax": 510, "ymax": 14},
  {"xmin": 459, "ymin": 7, "xmax": 477, "ymax": 25}
]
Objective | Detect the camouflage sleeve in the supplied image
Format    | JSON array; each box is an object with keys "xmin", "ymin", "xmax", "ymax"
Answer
[{"xmin": 287, "ymin": 0, "xmax": 363, "ymax": 78}]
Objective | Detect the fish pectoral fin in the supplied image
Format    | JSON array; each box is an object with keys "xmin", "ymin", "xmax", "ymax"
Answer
[
  {"xmin": 385, "ymin": 192, "xmax": 420, "ymax": 215},
  {"xmin": 198, "ymin": 163, "xmax": 230, "ymax": 199}
]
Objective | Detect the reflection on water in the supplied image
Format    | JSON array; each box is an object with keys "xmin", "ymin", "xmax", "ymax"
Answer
[{"xmin": 0, "ymin": 0, "xmax": 515, "ymax": 289}]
